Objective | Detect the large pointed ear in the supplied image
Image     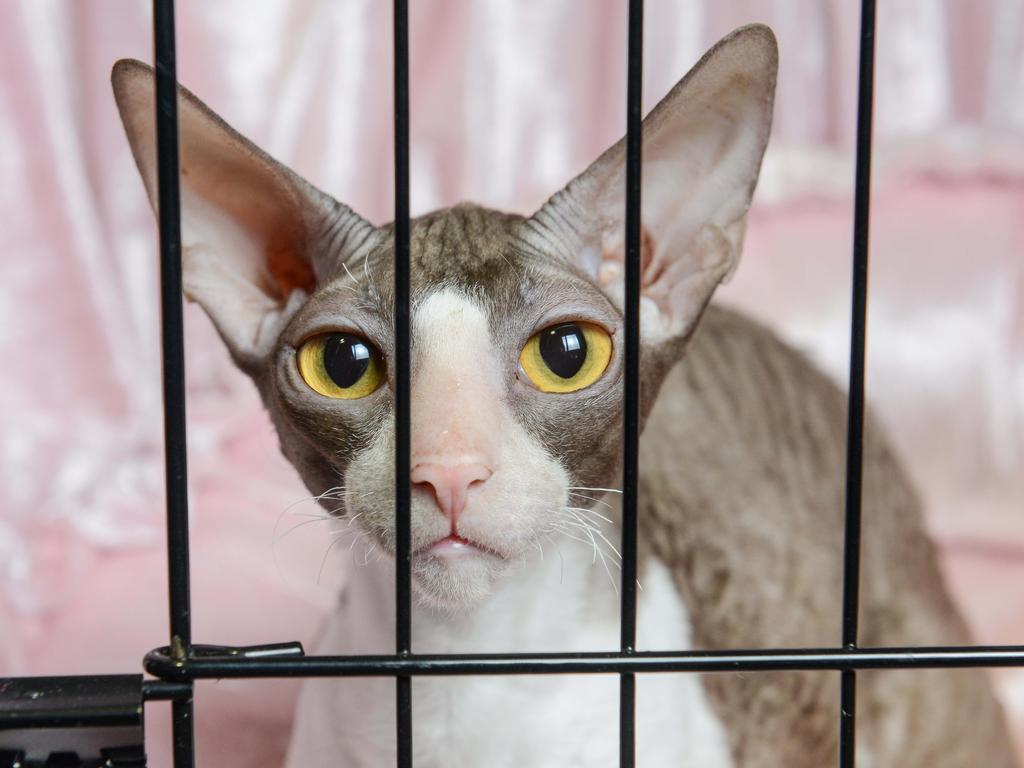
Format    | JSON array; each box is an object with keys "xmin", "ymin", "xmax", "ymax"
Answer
[
  {"xmin": 111, "ymin": 59, "xmax": 378, "ymax": 369},
  {"xmin": 528, "ymin": 25, "xmax": 777, "ymax": 345}
]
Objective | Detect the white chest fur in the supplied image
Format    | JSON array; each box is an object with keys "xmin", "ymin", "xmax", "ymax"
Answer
[{"xmin": 285, "ymin": 540, "xmax": 733, "ymax": 768}]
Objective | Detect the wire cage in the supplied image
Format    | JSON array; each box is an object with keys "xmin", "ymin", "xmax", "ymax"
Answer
[{"xmin": 2, "ymin": 0, "xmax": 1024, "ymax": 766}]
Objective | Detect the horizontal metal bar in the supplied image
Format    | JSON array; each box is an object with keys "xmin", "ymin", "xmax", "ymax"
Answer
[
  {"xmin": 145, "ymin": 645, "xmax": 1024, "ymax": 680},
  {"xmin": 142, "ymin": 680, "xmax": 193, "ymax": 702}
]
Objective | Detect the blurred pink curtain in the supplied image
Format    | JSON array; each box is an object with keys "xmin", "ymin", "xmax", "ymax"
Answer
[{"xmin": 1, "ymin": 0, "xmax": 1022, "ymax": 633}]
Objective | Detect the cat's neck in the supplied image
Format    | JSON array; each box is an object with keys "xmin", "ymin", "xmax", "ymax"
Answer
[
  {"xmin": 327, "ymin": 534, "xmax": 622, "ymax": 656},
  {"xmin": 418, "ymin": 540, "xmax": 622, "ymax": 654}
]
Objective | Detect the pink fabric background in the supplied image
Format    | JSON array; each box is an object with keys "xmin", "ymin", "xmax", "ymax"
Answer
[{"xmin": 0, "ymin": 1, "xmax": 1021, "ymax": 764}]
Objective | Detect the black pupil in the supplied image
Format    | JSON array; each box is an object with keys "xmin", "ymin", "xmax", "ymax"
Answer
[
  {"xmin": 323, "ymin": 334, "xmax": 372, "ymax": 388},
  {"xmin": 539, "ymin": 323, "xmax": 587, "ymax": 379}
]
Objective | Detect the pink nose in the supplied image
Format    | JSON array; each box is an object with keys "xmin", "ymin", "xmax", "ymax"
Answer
[{"xmin": 411, "ymin": 462, "xmax": 493, "ymax": 524}]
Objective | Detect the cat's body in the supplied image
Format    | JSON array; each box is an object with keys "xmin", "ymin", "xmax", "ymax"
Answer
[
  {"xmin": 284, "ymin": 292, "xmax": 1017, "ymax": 768},
  {"xmin": 111, "ymin": 24, "xmax": 1017, "ymax": 767},
  {"xmin": 642, "ymin": 306, "xmax": 1016, "ymax": 766}
]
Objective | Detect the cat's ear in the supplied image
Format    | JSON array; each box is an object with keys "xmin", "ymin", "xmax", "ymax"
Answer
[
  {"xmin": 528, "ymin": 25, "xmax": 777, "ymax": 345},
  {"xmin": 111, "ymin": 59, "xmax": 378, "ymax": 368}
]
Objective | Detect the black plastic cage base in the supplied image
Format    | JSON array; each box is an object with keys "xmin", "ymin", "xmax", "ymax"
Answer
[
  {"xmin": 0, "ymin": 676, "xmax": 145, "ymax": 767},
  {"xmin": 4, "ymin": 0, "xmax": 1023, "ymax": 766},
  {"xmin": 0, "ymin": 748, "xmax": 145, "ymax": 768}
]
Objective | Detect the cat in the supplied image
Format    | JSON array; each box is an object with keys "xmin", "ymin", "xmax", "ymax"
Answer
[{"xmin": 112, "ymin": 24, "xmax": 1017, "ymax": 768}]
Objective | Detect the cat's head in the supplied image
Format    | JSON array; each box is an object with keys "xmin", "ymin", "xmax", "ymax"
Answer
[{"xmin": 112, "ymin": 25, "xmax": 776, "ymax": 609}]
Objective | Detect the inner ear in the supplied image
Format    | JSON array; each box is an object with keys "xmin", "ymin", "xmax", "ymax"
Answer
[
  {"xmin": 112, "ymin": 59, "xmax": 377, "ymax": 367},
  {"xmin": 595, "ymin": 228, "xmax": 657, "ymax": 290},
  {"xmin": 175, "ymin": 110, "xmax": 317, "ymax": 301},
  {"xmin": 264, "ymin": 225, "xmax": 316, "ymax": 299},
  {"xmin": 644, "ymin": 223, "xmax": 740, "ymax": 336},
  {"xmin": 596, "ymin": 224, "xmax": 731, "ymax": 339}
]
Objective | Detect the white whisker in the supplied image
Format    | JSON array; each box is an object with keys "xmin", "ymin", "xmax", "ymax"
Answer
[
  {"xmin": 288, "ymin": 511, "xmax": 336, "ymax": 521},
  {"xmin": 564, "ymin": 510, "xmax": 622, "ymax": 562},
  {"xmin": 283, "ymin": 486, "xmax": 347, "ymax": 515},
  {"xmin": 342, "ymin": 262, "xmax": 361, "ymax": 286},
  {"xmin": 362, "ymin": 541, "xmax": 378, "ymax": 566},
  {"xmin": 559, "ymin": 517, "xmax": 600, "ymax": 565},
  {"xmin": 548, "ymin": 523, "xmax": 597, "ymax": 557},
  {"xmin": 551, "ymin": 520, "xmax": 619, "ymax": 594},
  {"xmin": 567, "ymin": 491, "xmax": 614, "ymax": 511},
  {"xmin": 594, "ymin": 542, "xmax": 618, "ymax": 595},
  {"xmin": 317, "ymin": 530, "xmax": 355, "ymax": 584},
  {"xmin": 543, "ymin": 533, "xmax": 566, "ymax": 583},
  {"xmin": 562, "ymin": 505, "xmax": 614, "ymax": 525},
  {"xmin": 273, "ymin": 515, "xmax": 335, "ymax": 548}
]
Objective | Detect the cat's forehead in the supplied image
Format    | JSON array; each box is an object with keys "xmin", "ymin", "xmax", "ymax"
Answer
[
  {"xmin": 311, "ymin": 202, "xmax": 613, "ymax": 322},
  {"xmin": 409, "ymin": 203, "xmax": 527, "ymax": 289}
]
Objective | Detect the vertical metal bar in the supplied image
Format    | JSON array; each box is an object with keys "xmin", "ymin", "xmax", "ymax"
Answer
[
  {"xmin": 393, "ymin": 0, "xmax": 413, "ymax": 765},
  {"xmin": 620, "ymin": 0, "xmax": 643, "ymax": 766},
  {"xmin": 153, "ymin": 0, "xmax": 190, "ymax": 661},
  {"xmin": 839, "ymin": 670, "xmax": 857, "ymax": 765},
  {"xmin": 153, "ymin": 0, "xmax": 195, "ymax": 765},
  {"xmin": 840, "ymin": 0, "xmax": 876, "ymax": 765},
  {"xmin": 172, "ymin": 697, "xmax": 195, "ymax": 766}
]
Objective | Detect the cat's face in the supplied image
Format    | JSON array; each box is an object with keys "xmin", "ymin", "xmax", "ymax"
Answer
[
  {"xmin": 273, "ymin": 206, "xmax": 639, "ymax": 606},
  {"xmin": 112, "ymin": 25, "xmax": 777, "ymax": 608}
]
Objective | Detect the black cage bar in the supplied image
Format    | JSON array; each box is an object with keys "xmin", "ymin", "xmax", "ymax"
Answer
[
  {"xmin": 619, "ymin": 1, "xmax": 644, "ymax": 766},
  {"xmin": 151, "ymin": 0, "xmax": 195, "ymax": 765},
  {"xmin": 392, "ymin": 0, "xmax": 413, "ymax": 765},
  {"xmin": 838, "ymin": 1, "xmax": 878, "ymax": 765},
  {"xmin": 6, "ymin": 0, "xmax": 1024, "ymax": 766}
]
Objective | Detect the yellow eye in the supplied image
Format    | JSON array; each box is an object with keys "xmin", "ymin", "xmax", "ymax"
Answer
[
  {"xmin": 519, "ymin": 322, "xmax": 612, "ymax": 393},
  {"xmin": 297, "ymin": 332, "xmax": 384, "ymax": 399}
]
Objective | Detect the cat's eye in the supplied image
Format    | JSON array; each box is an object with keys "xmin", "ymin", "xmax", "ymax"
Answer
[
  {"xmin": 519, "ymin": 322, "xmax": 612, "ymax": 393},
  {"xmin": 297, "ymin": 332, "xmax": 384, "ymax": 399}
]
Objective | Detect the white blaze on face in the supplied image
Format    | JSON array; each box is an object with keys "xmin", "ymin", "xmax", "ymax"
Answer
[
  {"xmin": 410, "ymin": 290, "xmax": 505, "ymax": 471},
  {"xmin": 346, "ymin": 288, "xmax": 569, "ymax": 609}
]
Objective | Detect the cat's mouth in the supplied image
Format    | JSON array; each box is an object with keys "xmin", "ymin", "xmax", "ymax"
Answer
[
  {"xmin": 407, "ymin": 531, "xmax": 512, "ymax": 610},
  {"xmin": 415, "ymin": 534, "xmax": 505, "ymax": 561}
]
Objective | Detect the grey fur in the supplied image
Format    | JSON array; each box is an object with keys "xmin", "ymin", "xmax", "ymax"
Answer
[{"xmin": 644, "ymin": 307, "xmax": 1017, "ymax": 766}]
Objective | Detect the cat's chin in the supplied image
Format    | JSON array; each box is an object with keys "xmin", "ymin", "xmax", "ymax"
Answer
[{"xmin": 411, "ymin": 548, "xmax": 508, "ymax": 612}]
